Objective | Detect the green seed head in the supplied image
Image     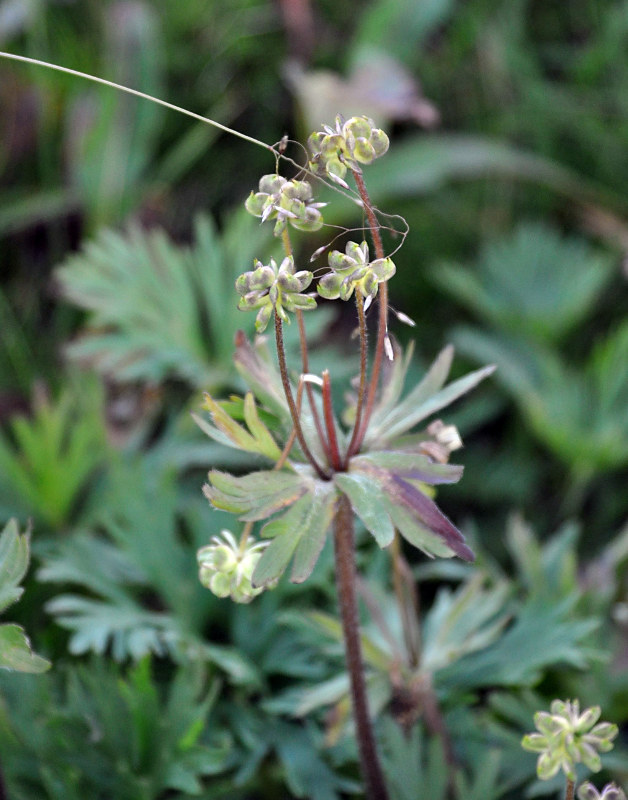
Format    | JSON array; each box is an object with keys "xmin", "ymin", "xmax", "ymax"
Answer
[
  {"xmin": 245, "ymin": 173, "xmax": 325, "ymax": 236},
  {"xmin": 317, "ymin": 240, "xmax": 395, "ymax": 302},
  {"xmin": 308, "ymin": 115, "xmax": 389, "ymax": 184},
  {"xmin": 522, "ymin": 699, "xmax": 619, "ymax": 782}
]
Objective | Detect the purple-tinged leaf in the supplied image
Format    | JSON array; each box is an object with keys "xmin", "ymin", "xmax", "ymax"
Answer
[
  {"xmin": 352, "ymin": 452, "xmax": 463, "ymax": 485},
  {"xmin": 389, "ymin": 475, "xmax": 474, "ymax": 562}
]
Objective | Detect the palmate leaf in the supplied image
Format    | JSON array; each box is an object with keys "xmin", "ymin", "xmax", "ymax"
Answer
[
  {"xmin": 363, "ymin": 343, "xmax": 495, "ymax": 447},
  {"xmin": 204, "ymin": 469, "xmax": 309, "ymax": 520},
  {"xmin": 436, "ymin": 594, "xmax": 600, "ymax": 690},
  {"xmin": 432, "ymin": 223, "xmax": 614, "ymax": 344},
  {"xmin": 0, "ymin": 658, "xmax": 230, "ymax": 798},
  {"xmin": 336, "ymin": 453, "xmax": 473, "ymax": 561},
  {"xmin": 55, "ymin": 211, "xmax": 275, "ymax": 387},
  {"xmin": 253, "ymin": 484, "xmax": 337, "ymax": 587},
  {"xmin": 0, "ymin": 383, "xmax": 106, "ymax": 529},
  {"xmin": 453, "ymin": 323, "xmax": 628, "ymax": 473}
]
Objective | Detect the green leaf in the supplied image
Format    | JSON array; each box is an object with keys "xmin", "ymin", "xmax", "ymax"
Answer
[
  {"xmin": 290, "ymin": 484, "xmax": 336, "ymax": 583},
  {"xmin": 0, "ymin": 383, "xmax": 106, "ymax": 528},
  {"xmin": 253, "ymin": 497, "xmax": 312, "ymax": 587},
  {"xmin": 433, "ymin": 223, "xmax": 615, "ymax": 343},
  {"xmin": 194, "ymin": 391, "xmax": 282, "ymax": 460},
  {"xmin": 334, "ymin": 472, "xmax": 395, "ymax": 547},
  {"xmin": 383, "ymin": 500, "xmax": 459, "ymax": 559},
  {"xmin": 437, "ymin": 595, "xmax": 600, "ymax": 689},
  {"xmin": 454, "ymin": 323, "xmax": 628, "ymax": 473},
  {"xmin": 205, "ymin": 469, "xmax": 308, "ymax": 519},
  {"xmin": 0, "ymin": 520, "xmax": 50, "ymax": 673},
  {"xmin": 252, "ymin": 484, "xmax": 336, "ymax": 586},
  {"xmin": 0, "ymin": 625, "xmax": 50, "ymax": 673},
  {"xmin": 0, "ymin": 519, "xmax": 29, "ymax": 613},
  {"xmin": 377, "ymin": 363, "xmax": 496, "ymax": 443},
  {"xmin": 56, "ymin": 211, "xmax": 275, "ymax": 388},
  {"xmin": 420, "ymin": 573, "xmax": 511, "ymax": 673}
]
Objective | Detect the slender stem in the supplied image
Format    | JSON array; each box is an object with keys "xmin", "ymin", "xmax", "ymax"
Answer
[
  {"xmin": 280, "ymin": 229, "xmax": 330, "ymax": 462},
  {"xmin": 274, "ymin": 313, "xmax": 329, "ymax": 480},
  {"xmin": 273, "ymin": 376, "xmax": 306, "ymax": 471},
  {"xmin": 296, "ymin": 310, "xmax": 329, "ymax": 453},
  {"xmin": 0, "ymin": 52, "xmax": 274, "ymax": 154},
  {"xmin": 566, "ymin": 779, "xmax": 575, "ymax": 800},
  {"xmin": 345, "ymin": 291, "xmax": 368, "ymax": 464},
  {"xmin": 390, "ymin": 534, "xmax": 421, "ymax": 670},
  {"xmin": 238, "ymin": 520, "xmax": 254, "ymax": 557},
  {"xmin": 322, "ymin": 371, "xmax": 343, "ymax": 471},
  {"xmin": 334, "ymin": 494, "xmax": 389, "ymax": 800},
  {"xmin": 348, "ymin": 170, "xmax": 388, "ymax": 458},
  {"xmin": 420, "ymin": 674, "xmax": 457, "ymax": 768}
]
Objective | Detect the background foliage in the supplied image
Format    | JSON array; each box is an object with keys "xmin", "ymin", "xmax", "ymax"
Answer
[{"xmin": 0, "ymin": 0, "xmax": 627, "ymax": 797}]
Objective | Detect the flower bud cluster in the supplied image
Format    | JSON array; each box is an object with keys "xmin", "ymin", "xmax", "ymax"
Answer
[
  {"xmin": 308, "ymin": 115, "xmax": 389, "ymax": 186},
  {"xmin": 522, "ymin": 699, "xmax": 619, "ymax": 781},
  {"xmin": 317, "ymin": 240, "xmax": 395, "ymax": 302},
  {"xmin": 236, "ymin": 255, "xmax": 316, "ymax": 332},
  {"xmin": 245, "ymin": 174, "xmax": 325, "ymax": 236},
  {"xmin": 197, "ymin": 529, "xmax": 275, "ymax": 604},
  {"xmin": 578, "ymin": 783, "xmax": 627, "ymax": 800}
]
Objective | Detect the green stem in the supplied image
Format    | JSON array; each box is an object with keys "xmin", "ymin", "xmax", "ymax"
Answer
[
  {"xmin": 274, "ymin": 314, "xmax": 329, "ymax": 480},
  {"xmin": 334, "ymin": 494, "xmax": 389, "ymax": 800}
]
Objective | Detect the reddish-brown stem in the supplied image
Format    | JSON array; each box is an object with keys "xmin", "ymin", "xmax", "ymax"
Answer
[
  {"xmin": 296, "ymin": 309, "xmax": 329, "ymax": 458},
  {"xmin": 322, "ymin": 370, "xmax": 343, "ymax": 471},
  {"xmin": 280, "ymin": 228, "xmax": 329, "ymax": 460},
  {"xmin": 566, "ymin": 779, "xmax": 575, "ymax": 800},
  {"xmin": 347, "ymin": 170, "xmax": 388, "ymax": 458},
  {"xmin": 274, "ymin": 313, "xmax": 329, "ymax": 480},
  {"xmin": 334, "ymin": 494, "xmax": 390, "ymax": 800},
  {"xmin": 273, "ymin": 376, "xmax": 307, "ymax": 471},
  {"xmin": 345, "ymin": 290, "xmax": 368, "ymax": 465}
]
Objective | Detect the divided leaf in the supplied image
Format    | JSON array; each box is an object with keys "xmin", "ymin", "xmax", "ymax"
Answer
[
  {"xmin": 364, "ymin": 343, "xmax": 495, "ymax": 447},
  {"xmin": 204, "ymin": 469, "xmax": 308, "ymax": 520},
  {"xmin": 193, "ymin": 391, "xmax": 282, "ymax": 460},
  {"xmin": 335, "ymin": 454, "xmax": 473, "ymax": 561},
  {"xmin": 253, "ymin": 483, "xmax": 337, "ymax": 587}
]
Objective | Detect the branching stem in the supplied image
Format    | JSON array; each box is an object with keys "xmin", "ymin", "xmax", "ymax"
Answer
[
  {"xmin": 345, "ymin": 290, "xmax": 368, "ymax": 465},
  {"xmin": 274, "ymin": 314, "xmax": 329, "ymax": 480},
  {"xmin": 280, "ymin": 229, "xmax": 329, "ymax": 460},
  {"xmin": 348, "ymin": 170, "xmax": 388, "ymax": 457},
  {"xmin": 334, "ymin": 494, "xmax": 389, "ymax": 800}
]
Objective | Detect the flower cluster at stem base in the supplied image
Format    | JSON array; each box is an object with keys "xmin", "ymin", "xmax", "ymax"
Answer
[{"xmin": 197, "ymin": 529, "xmax": 277, "ymax": 604}]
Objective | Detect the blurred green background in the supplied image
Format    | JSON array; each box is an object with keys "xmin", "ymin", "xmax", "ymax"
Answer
[{"xmin": 0, "ymin": 1, "xmax": 627, "ymax": 798}]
